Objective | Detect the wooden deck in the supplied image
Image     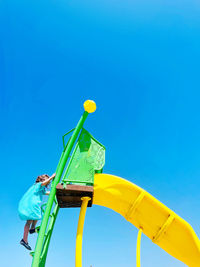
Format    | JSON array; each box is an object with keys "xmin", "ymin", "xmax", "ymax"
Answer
[{"xmin": 56, "ymin": 183, "xmax": 94, "ymax": 208}]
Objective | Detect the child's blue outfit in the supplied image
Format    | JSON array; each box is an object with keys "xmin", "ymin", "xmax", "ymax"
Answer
[{"xmin": 18, "ymin": 182, "xmax": 46, "ymax": 221}]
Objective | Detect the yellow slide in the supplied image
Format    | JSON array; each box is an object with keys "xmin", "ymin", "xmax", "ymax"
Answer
[{"xmin": 93, "ymin": 173, "xmax": 200, "ymax": 266}]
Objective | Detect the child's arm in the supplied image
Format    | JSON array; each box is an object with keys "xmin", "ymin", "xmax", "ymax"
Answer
[{"xmin": 41, "ymin": 173, "xmax": 56, "ymax": 186}]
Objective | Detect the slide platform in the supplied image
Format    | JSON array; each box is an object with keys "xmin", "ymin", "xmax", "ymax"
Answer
[{"xmin": 93, "ymin": 173, "xmax": 200, "ymax": 267}]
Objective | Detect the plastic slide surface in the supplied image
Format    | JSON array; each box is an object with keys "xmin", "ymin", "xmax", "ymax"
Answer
[{"xmin": 93, "ymin": 173, "xmax": 200, "ymax": 266}]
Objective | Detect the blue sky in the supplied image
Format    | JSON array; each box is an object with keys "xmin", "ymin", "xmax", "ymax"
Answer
[{"xmin": 1, "ymin": 0, "xmax": 200, "ymax": 266}]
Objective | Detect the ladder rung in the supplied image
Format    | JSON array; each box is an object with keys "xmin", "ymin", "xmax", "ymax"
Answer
[
  {"xmin": 30, "ymin": 251, "xmax": 34, "ymax": 257},
  {"xmin": 50, "ymin": 212, "xmax": 56, "ymax": 218}
]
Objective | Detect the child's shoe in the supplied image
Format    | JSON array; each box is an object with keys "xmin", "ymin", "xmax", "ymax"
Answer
[
  {"xmin": 29, "ymin": 228, "xmax": 36, "ymax": 234},
  {"xmin": 20, "ymin": 239, "xmax": 32, "ymax": 250},
  {"xmin": 29, "ymin": 226, "xmax": 40, "ymax": 234}
]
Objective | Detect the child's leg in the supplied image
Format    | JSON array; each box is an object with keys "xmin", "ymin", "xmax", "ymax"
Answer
[
  {"xmin": 30, "ymin": 220, "xmax": 38, "ymax": 230},
  {"xmin": 23, "ymin": 220, "xmax": 32, "ymax": 243}
]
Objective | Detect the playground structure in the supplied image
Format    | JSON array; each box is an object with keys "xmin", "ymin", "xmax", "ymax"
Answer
[{"xmin": 31, "ymin": 100, "xmax": 200, "ymax": 267}]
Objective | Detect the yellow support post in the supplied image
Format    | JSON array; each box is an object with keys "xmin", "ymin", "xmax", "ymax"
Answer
[
  {"xmin": 136, "ymin": 228, "xmax": 143, "ymax": 267},
  {"xmin": 76, "ymin": 197, "xmax": 91, "ymax": 267}
]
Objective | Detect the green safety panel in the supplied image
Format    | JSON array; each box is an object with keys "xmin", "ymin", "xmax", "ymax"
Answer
[{"xmin": 62, "ymin": 128, "xmax": 105, "ymax": 185}]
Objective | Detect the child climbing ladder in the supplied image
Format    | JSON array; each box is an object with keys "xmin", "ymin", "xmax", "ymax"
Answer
[{"xmin": 18, "ymin": 173, "xmax": 56, "ymax": 250}]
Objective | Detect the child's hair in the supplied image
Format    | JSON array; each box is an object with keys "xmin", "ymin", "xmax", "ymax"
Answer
[{"xmin": 36, "ymin": 174, "xmax": 49, "ymax": 183}]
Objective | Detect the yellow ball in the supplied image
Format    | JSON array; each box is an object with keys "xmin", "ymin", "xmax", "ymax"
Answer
[{"xmin": 83, "ymin": 100, "xmax": 96, "ymax": 113}]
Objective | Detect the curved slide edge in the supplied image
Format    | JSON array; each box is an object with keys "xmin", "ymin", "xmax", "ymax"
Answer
[{"xmin": 93, "ymin": 173, "xmax": 200, "ymax": 267}]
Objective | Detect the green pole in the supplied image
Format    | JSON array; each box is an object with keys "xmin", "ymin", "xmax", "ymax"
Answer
[{"xmin": 32, "ymin": 111, "xmax": 89, "ymax": 267}]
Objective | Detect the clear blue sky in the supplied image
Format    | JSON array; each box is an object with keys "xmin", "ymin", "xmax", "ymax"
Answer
[{"xmin": 1, "ymin": 0, "xmax": 200, "ymax": 266}]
